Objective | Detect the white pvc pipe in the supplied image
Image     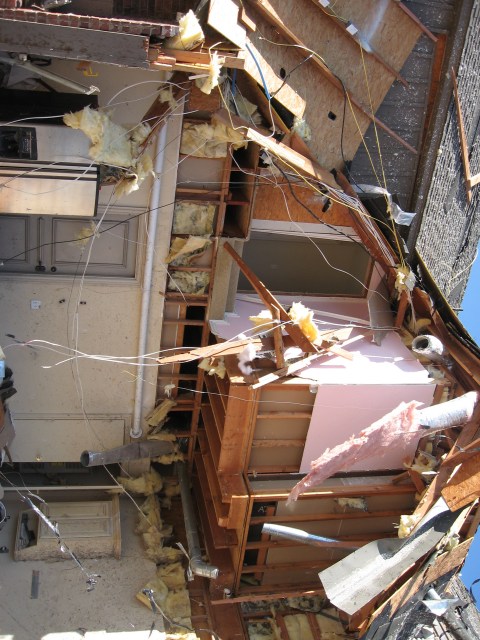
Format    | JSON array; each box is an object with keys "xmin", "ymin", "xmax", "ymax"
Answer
[{"xmin": 130, "ymin": 124, "xmax": 168, "ymax": 438}]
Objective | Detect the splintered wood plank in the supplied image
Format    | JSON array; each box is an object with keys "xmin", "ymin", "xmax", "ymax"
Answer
[
  {"xmin": 367, "ymin": 540, "xmax": 472, "ymax": 628},
  {"xmin": 223, "ymin": 243, "xmax": 316, "ymax": 353},
  {"xmin": 441, "ymin": 451, "xmax": 480, "ymax": 510}
]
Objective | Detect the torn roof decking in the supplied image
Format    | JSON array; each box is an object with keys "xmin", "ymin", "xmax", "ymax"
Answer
[{"xmin": 242, "ymin": 0, "xmax": 422, "ymax": 169}]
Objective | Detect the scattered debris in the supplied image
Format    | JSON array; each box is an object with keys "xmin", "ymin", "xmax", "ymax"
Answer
[
  {"xmin": 335, "ymin": 497, "xmax": 367, "ymax": 511},
  {"xmin": 117, "ymin": 469, "xmax": 163, "ymax": 495}
]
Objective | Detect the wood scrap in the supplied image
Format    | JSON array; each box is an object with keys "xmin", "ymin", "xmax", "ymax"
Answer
[{"xmin": 441, "ymin": 451, "xmax": 480, "ymax": 510}]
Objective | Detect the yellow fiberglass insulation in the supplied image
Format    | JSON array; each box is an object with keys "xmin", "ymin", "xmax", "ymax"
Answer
[
  {"xmin": 137, "ymin": 579, "xmax": 192, "ymax": 628},
  {"xmin": 247, "ymin": 620, "xmax": 280, "ymax": 640},
  {"xmin": 288, "ymin": 302, "xmax": 319, "ymax": 343},
  {"xmin": 397, "ymin": 513, "xmax": 420, "ymax": 539},
  {"xmin": 145, "ymin": 545, "xmax": 183, "ymax": 564},
  {"xmin": 164, "ymin": 10, "xmax": 204, "ymax": 51},
  {"xmin": 284, "ymin": 615, "xmax": 315, "ymax": 640},
  {"xmin": 336, "ymin": 497, "xmax": 367, "ymax": 511},
  {"xmin": 63, "ymin": 107, "xmax": 153, "ymax": 195},
  {"xmin": 157, "ymin": 561, "xmax": 186, "ymax": 590},
  {"xmin": 198, "ymin": 356, "xmax": 226, "ymax": 379},
  {"xmin": 63, "ymin": 106, "xmax": 149, "ymax": 168},
  {"xmin": 172, "ymin": 202, "xmax": 215, "ymax": 235},
  {"xmin": 195, "ymin": 50, "xmax": 223, "ymax": 95},
  {"xmin": 114, "ymin": 153, "xmax": 154, "ymax": 197},
  {"xmin": 249, "ymin": 309, "xmax": 276, "ymax": 335},
  {"xmin": 116, "ymin": 468, "xmax": 163, "ymax": 495},
  {"xmin": 167, "ymin": 271, "xmax": 210, "ymax": 295},
  {"xmin": 180, "ymin": 121, "xmax": 246, "ymax": 158},
  {"xmin": 315, "ymin": 608, "xmax": 345, "ymax": 638},
  {"xmin": 165, "ymin": 236, "xmax": 211, "ymax": 266},
  {"xmin": 135, "ymin": 495, "xmax": 162, "ymax": 534},
  {"xmin": 145, "ymin": 400, "xmax": 177, "ymax": 428}
]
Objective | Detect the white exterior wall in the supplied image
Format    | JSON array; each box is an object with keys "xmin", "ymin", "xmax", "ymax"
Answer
[{"xmin": 0, "ymin": 62, "xmax": 182, "ymax": 461}]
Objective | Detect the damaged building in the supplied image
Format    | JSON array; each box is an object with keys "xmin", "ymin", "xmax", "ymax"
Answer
[{"xmin": 0, "ymin": 0, "xmax": 480, "ymax": 638}]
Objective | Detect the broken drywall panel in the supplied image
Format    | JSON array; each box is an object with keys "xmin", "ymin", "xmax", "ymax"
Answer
[
  {"xmin": 172, "ymin": 202, "xmax": 216, "ymax": 235},
  {"xmin": 167, "ymin": 271, "xmax": 210, "ymax": 295},
  {"xmin": 298, "ymin": 382, "xmax": 435, "ymax": 479},
  {"xmin": 252, "ymin": 175, "xmax": 353, "ymax": 226},
  {"xmin": 208, "ymin": 0, "xmax": 247, "ymax": 48},
  {"xmin": 180, "ymin": 121, "xmax": 246, "ymax": 158}
]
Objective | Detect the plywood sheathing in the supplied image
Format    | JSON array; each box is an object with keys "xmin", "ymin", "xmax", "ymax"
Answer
[
  {"xmin": 253, "ymin": 175, "xmax": 354, "ymax": 227},
  {"xmin": 243, "ymin": 0, "xmax": 422, "ymax": 169},
  {"xmin": 324, "ymin": 1, "xmax": 422, "ymax": 67}
]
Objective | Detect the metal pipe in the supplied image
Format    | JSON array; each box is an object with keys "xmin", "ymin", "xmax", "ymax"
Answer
[
  {"xmin": 176, "ymin": 462, "xmax": 219, "ymax": 579},
  {"xmin": 131, "ymin": 123, "xmax": 168, "ymax": 438},
  {"xmin": 262, "ymin": 523, "xmax": 359, "ymax": 550},
  {"xmin": 3, "ymin": 55, "xmax": 99, "ymax": 94},
  {"xmin": 412, "ymin": 334, "xmax": 450, "ymax": 365},
  {"xmin": 80, "ymin": 440, "xmax": 175, "ymax": 467},
  {"xmin": 418, "ymin": 391, "xmax": 478, "ymax": 430}
]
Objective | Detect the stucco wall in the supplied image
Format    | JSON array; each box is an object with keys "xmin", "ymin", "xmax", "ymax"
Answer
[{"xmin": 0, "ymin": 61, "xmax": 181, "ymax": 461}]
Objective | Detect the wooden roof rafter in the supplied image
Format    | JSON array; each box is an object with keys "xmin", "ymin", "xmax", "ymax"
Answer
[{"xmin": 244, "ymin": 0, "xmax": 417, "ymax": 155}]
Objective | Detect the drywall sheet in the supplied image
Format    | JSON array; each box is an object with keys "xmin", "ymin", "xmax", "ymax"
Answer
[
  {"xmin": 299, "ymin": 330, "xmax": 431, "ymax": 386},
  {"xmin": 300, "ymin": 383, "xmax": 435, "ymax": 473},
  {"xmin": 210, "ymin": 294, "xmax": 370, "ymax": 339}
]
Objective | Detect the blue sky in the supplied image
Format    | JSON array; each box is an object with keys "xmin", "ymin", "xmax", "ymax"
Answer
[
  {"xmin": 459, "ymin": 242, "xmax": 480, "ymax": 344},
  {"xmin": 457, "ymin": 244, "xmax": 479, "ymax": 602}
]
